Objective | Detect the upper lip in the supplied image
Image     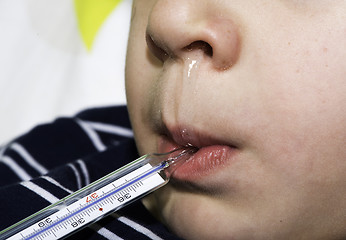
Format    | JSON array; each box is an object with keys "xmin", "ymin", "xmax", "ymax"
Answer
[
  {"xmin": 149, "ymin": 102, "xmax": 240, "ymax": 150},
  {"xmin": 158, "ymin": 123, "xmax": 237, "ymax": 150}
]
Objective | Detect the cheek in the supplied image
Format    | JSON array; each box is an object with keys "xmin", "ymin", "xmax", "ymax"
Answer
[
  {"xmin": 253, "ymin": 67, "xmax": 346, "ymax": 183},
  {"xmin": 249, "ymin": 19, "xmax": 346, "ymax": 158},
  {"xmin": 240, "ymin": 21, "xmax": 346, "ymax": 204},
  {"xmin": 125, "ymin": 38, "xmax": 163, "ymax": 154}
]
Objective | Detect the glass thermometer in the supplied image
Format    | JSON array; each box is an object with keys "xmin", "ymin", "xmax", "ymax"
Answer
[{"xmin": 0, "ymin": 148, "xmax": 195, "ymax": 240}]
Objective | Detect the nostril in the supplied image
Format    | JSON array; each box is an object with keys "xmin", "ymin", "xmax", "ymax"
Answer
[
  {"xmin": 146, "ymin": 33, "xmax": 169, "ymax": 62},
  {"xmin": 183, "ymin": 41, "xmax": 213, "ymax": 57}
]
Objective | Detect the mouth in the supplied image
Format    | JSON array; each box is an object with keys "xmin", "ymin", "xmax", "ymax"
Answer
[{"xmin": 158, "ymin": 128, "xmax": 239, "ymax": 182}]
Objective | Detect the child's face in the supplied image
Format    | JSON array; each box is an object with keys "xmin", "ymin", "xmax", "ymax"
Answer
[{"xmin": 125, "ymin": 1, "xmax": 346, "ymax": 239}]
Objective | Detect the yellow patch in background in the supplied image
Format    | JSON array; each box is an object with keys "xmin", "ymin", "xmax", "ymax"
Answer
[{"xmin": 74, "ymin": 0, "xmax": 122, "ymax": 51}]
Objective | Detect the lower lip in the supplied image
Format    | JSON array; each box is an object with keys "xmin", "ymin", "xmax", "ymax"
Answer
[{"xmin": 158, "ymin": 138, "xmax": 236, "ymax": 181}]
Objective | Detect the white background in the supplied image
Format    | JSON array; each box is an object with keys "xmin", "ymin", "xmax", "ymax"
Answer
[{"xmin": 0, "ymin": 0, "xmax": 132, "ymax": 143}]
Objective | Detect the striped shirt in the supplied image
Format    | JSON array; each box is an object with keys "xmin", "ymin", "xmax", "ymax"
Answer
[{"xmin": 0, "ymin": 106, "xmax": 182, "ymax": 240}]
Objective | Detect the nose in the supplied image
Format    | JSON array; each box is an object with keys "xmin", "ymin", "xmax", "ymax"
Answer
[{"xmin": 146, "ymin": 0, "xmax": 241, "ymax": 70}]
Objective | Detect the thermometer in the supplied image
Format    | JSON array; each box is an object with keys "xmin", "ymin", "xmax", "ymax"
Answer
[{"xmin": 0, "ymin": 148, "xmax": 195, "ymax": 240}]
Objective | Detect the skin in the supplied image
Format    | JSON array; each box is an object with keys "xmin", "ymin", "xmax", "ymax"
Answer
[{"xmin": 125, "ymin": 0, "xmax": 346, "ymax": 239}]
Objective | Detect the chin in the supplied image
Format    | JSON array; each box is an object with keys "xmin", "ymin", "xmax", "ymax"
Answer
[{"xmin": 149, "ymin": 186, "xmax": 248, "ymax": 240}]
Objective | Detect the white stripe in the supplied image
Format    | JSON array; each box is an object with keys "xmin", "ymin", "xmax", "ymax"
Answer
[
  {"xmin": 20, "ymin": 181, "xmax": 59, "ymax": 203},
  {"xmin": 41, "ymin": 176, "xmax": 73, "ymax": 194},
  {"xmin": 0, "ymin": 144, "xmax": 7, "ymax": 159},
  {"xmin": 68, "ymin": 163, "xmax": 82, "ymax": 189},
  {"xmin": 76, "ymin": 119, "xmax": 106, "ymax": 152},
  {"xmin": 0, "ymin": 155, "xmax": 32, "ymax": 181},
  {"xmin": 83, "ymin": 121, "xmax": 133, "ymax": 138},
  {"xmin": 89, "ymin": 224, "xmax": 124, "ymax": 240},
  {"xmin": 77, "ymin": 159, "xmax": 90, "ymax": 185},
  {"xmin": 11, "ymin": 143, "xmax": 48, "ymax": 174},
  {"xmin": 112, "ymin": 214, "xmax": 164, "ymax": 240}
]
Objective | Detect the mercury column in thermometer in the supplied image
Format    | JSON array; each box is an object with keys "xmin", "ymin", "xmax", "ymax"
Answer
[{"xmin": 0, "ymin": 148, "xmax": 195, "ymax": 240}]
